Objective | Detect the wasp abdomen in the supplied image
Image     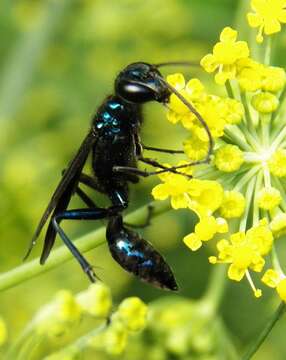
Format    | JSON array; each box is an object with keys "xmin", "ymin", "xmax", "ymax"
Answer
[{"xmin": 106, "ymin": 215, "xmax": 178, "ymax": 291}]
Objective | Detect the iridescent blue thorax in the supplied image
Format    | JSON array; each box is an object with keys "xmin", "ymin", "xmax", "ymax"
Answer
[{"xmin": 94, "ymin": 96, "xmax": 140, "ymax": 137}]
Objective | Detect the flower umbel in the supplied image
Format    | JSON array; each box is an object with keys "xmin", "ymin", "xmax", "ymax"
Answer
[{"xmin": 152, "ymin": 20, "xmax": 286, "ymax": 299}]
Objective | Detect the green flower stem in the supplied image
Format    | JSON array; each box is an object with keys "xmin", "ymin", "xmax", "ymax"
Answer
[
  {"xmin": 271, "ymin": 177, "xmax": 286, "ymax": 212},
  {"xmin": 224, "ymin": 127, "xmax": 252, "ymax": 151},
  {"xmin": 241, "ymin": 302, "xmax": 286, "ymax": 360},
  {"xmin": 239, "ymin": 177, "xmax": 256, "ymax": 231},
  {"xmin": 264, "ymin": 35, "xmax": 272, "ymax": 66},
  {"xmin": 253, "ymin": 171, "xmax": 263, "ymax": 225},
  {"xmin": 238, "ymin": 121, "xmax": 261, "ymax": 151},
  {"xmin": 202, "ymin": 264, "xmax": 227, "ymax": 314},
  {"xmin": 225, "ymin": 80, "xmax": 236, "ymax": 99},
  {"xmin": 260, "ymin": 115, "xmax": 270, "ymax": 147},
  {"xmin": 240, "ymin": 91, "xmax": 258, "ymax": 137},
  {"xmin": 233, "ymin": 166, "xmax": 259, "ymax": 191},
  {"xmin": 271, "ymin": 244, "xmax": 283, "ymax": 274},
  {"xmin": 270, "ymin": 124, "xmax": 286, "ymax": 151},
  {"xmin": 0, "ymin": 201, "xmax": 170, "ymax": 292},
  {"xmin": 263, "ymin": 167, "xmax": 271, "ymax": 188},
  {"xmin": 271, "ymin": 85, "xmax": 286, "ymax": 126}
]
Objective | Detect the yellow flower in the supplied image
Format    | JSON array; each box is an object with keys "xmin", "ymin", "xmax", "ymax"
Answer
[
  {"xmin": 270, "ymin": 212, "xmax": 286, "ymax": 238},
  {"xmin": 214, "ymin": 145, "xmax": 244, "ymax": 172},
  {"xmin": 247, "ymin": 0, "xmax": 286, "ymax": 43},
  {"xmin": 261, "ymin": 66, "xmax": 286, "ymax": 92},
  {"xmin": 262, "ymin": 269, "xmax": 286, "ymax": 301},
  {"xmin": 246, "ymin": 218, "xmax": 273, "ymax": 255},
  {"xmin": 183, "ymin": 132, "xmax": 209, "ymax": 161},
  {"xmin": 257, "ymin": 186, "xmax": 281, "ymax": 210},
  {"xmin": 104, "ymin": 321, "xmax": 128, "ymax": 355},
  {"xmin": 117, "ymin": 297, "xmax": 148, "ymax": 332},
  {"xmin": 187, "ymin": 179, "xmax": 224, "ymax": 217},
  {"xmin": 219, "ymin": 190, "xmax": 246, "ymax": 218},
  {"xmin": 201, "ymin": 27, "xmax": 249, "ymax": 84},
  {"xmin": 183, "ymin": 216, "xmax": 228, "ymax": 251},
  {"xmin": 237, "ymin": 58, "xmax": 263, "ymax": 91},
  {"xmin": 152, "ymin": 173, "xmax": 191, "ymax": 210},
  {"xmin": 251, "ymin": 92, "xmax": 279, "ymax": 113},
  {"xmin": 268, "ymin": 149, "xmax": 286, "ymax": 177},
  {"xmin": 222, "ymin": 98, "xmax": 245, "ymax": 125},
  {"xmin": 209, "ymin": 231, "xmax": 265, "ymax": 296},
  {"xmin": 77, "ymin": 283, "xmax": 112, "ymax": 318}
]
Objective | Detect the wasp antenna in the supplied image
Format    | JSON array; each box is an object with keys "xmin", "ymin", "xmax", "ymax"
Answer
[
  {"xmin": 154, "ymin": 61, "xmax": 200, "ymax": 68},
  {"xmin": 154, "ymin": 74, "xmax": 214, "ymax": 172}
]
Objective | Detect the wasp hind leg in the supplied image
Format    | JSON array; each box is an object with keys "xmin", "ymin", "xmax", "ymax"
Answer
[{"xmin": 51, "ymin": 207, "xmax": 110, "ymax": 282}]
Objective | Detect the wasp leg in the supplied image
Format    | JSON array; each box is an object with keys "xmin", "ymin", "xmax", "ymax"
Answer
[
  {"xmin": 51, "ymin": 207, "xmax": 111, "ymax": 282},
  {"xmin": 142, "ymin": 144, "xmax": 184, "ymax": 154},
  {"xmin": 124, "ymin": 205, "xmax": 154, "ymax": 229},
  {"xmin": 112, "ymin": 161, "xmax": 191, "ymax": 178},
  {"xmin": 76, "ymin": 186, "xmax": 97, "ymax": 208}
]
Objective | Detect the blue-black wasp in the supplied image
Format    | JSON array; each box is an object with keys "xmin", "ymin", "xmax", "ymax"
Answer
[{"xmin": 24, "ymin": 61, "xmax": 213, "ymax": 291}]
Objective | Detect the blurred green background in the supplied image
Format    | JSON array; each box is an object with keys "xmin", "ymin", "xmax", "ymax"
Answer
[{"xmin": 1, "ymin": 0, "xmax": 286, "ymax": 359}]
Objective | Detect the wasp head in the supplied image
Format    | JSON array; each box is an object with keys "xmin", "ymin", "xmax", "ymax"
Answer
[{"xmin": 115, "ymin": 62, "xmax": 170, "ymax": 104}]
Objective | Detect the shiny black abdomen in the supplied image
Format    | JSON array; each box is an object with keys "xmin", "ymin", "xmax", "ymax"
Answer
[{"xmin": 91, "ymin": 95, "xmax": 142, "ymax": 194}]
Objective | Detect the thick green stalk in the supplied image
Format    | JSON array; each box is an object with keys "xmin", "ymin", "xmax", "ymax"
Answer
[
  {"xmin": 0, "ymin": 201, "xmax": 170, "ymax": 292},
  {"xmin": 241, "ymin": 302, "xmax": 286, "ymax": 360}
]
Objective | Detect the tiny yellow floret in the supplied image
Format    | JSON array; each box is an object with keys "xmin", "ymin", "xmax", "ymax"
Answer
[
  {"xmin": 219, "ymin": 190, "xmax": 246, "ymax": 218},
  {"xmin": 77, "ymin": 283, "xmax": 112, "ymax": 318},
  {"xmin": 214, "ymin": 145, "xmax": 244, "ymax": 172},
  {"xmin": 268, "ymin": 149, "xmax": 286, "ymax": 177},
  {"xmin": 117, "ymin": 297, "xmax": 148, "ymax": 332},
  {"xmin": 251, "ymin": 92, "xmax": 279, "ymax": 113},
  {"xmin": 257, "ymin": 186, "xmax": 281, "ymax": 210},
  {"xmin": 201, "ymin": 27, "xmax": 249, "ymax": 85}
]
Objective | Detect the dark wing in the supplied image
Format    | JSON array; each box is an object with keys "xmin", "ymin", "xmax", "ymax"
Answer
[
  {"xmin": 40, "ymin": 169, "xmax": 80, "ymax": 264},
  {"xmin": 24, "ymin": 129, "xmax": 98, "ymax": 260}
]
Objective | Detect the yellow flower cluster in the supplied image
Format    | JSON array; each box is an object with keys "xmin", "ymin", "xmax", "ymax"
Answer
[
  {"xmin": 21, "ymin": 283, "xmax": 147, "ymax": 358},
  {"xmin": 247, "ymin": 0, "xmax": 286, "ymax": 43},
  {"xmin": 90, "ymin": 297, "xmax": 148, "ymax": 355},
  {"xmin": 152, "ymin": 18, "xmax": 286, "ymax": 300}
]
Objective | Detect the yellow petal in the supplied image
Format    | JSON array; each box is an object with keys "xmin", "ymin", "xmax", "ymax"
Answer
[
  {"xmin": 228, "ymin": 264, "xmax": 245, "ymax": 281},
  {"xmin": 183, "ymin": 233, "xmax": 202, "ymax": 251}
]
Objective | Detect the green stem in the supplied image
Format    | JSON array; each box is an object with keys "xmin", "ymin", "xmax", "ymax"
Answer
[
  {"xmin": 202, "ymin": 264, "xmax": 227, "ymax": 314},
  {"xmin": 241, "ymin": 302, "xmax": 286, "ymax": 360},
  {"xmin": 224, "ymin": 126, "xmax": 252, "ymax": 152},
  {"xmin": 253, "ymin": 171, "xmax": 263, "ymax": 225},
  {"xmin": 240, "ymin": 91, "xmax": 258, "ymax": 137},
  {"xmin": 225, "ymin": 80, "xmax": 236, "ymax": 99},
  {"xmin": 233, "ymin": 166, "xmax": 259, "ymax": 192},
  {"xmin": 271, "ymin": 244, "xmax": 283, "ymax": 274},
  {"xmin": 239, "ymin": 177, "xmax": 256, "ymax": 231},
  {"xmin": 264, "ymin": 36, "xmax": 272, "ymax": 66},
  {"xmin": 0, "ymin": 201, "xmax": 170, "ymax": 292}
]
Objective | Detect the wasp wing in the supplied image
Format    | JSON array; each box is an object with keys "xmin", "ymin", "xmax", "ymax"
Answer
[{"xmin": 24, "ymin": 129, "xmax": 97, "ymax": 260}]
